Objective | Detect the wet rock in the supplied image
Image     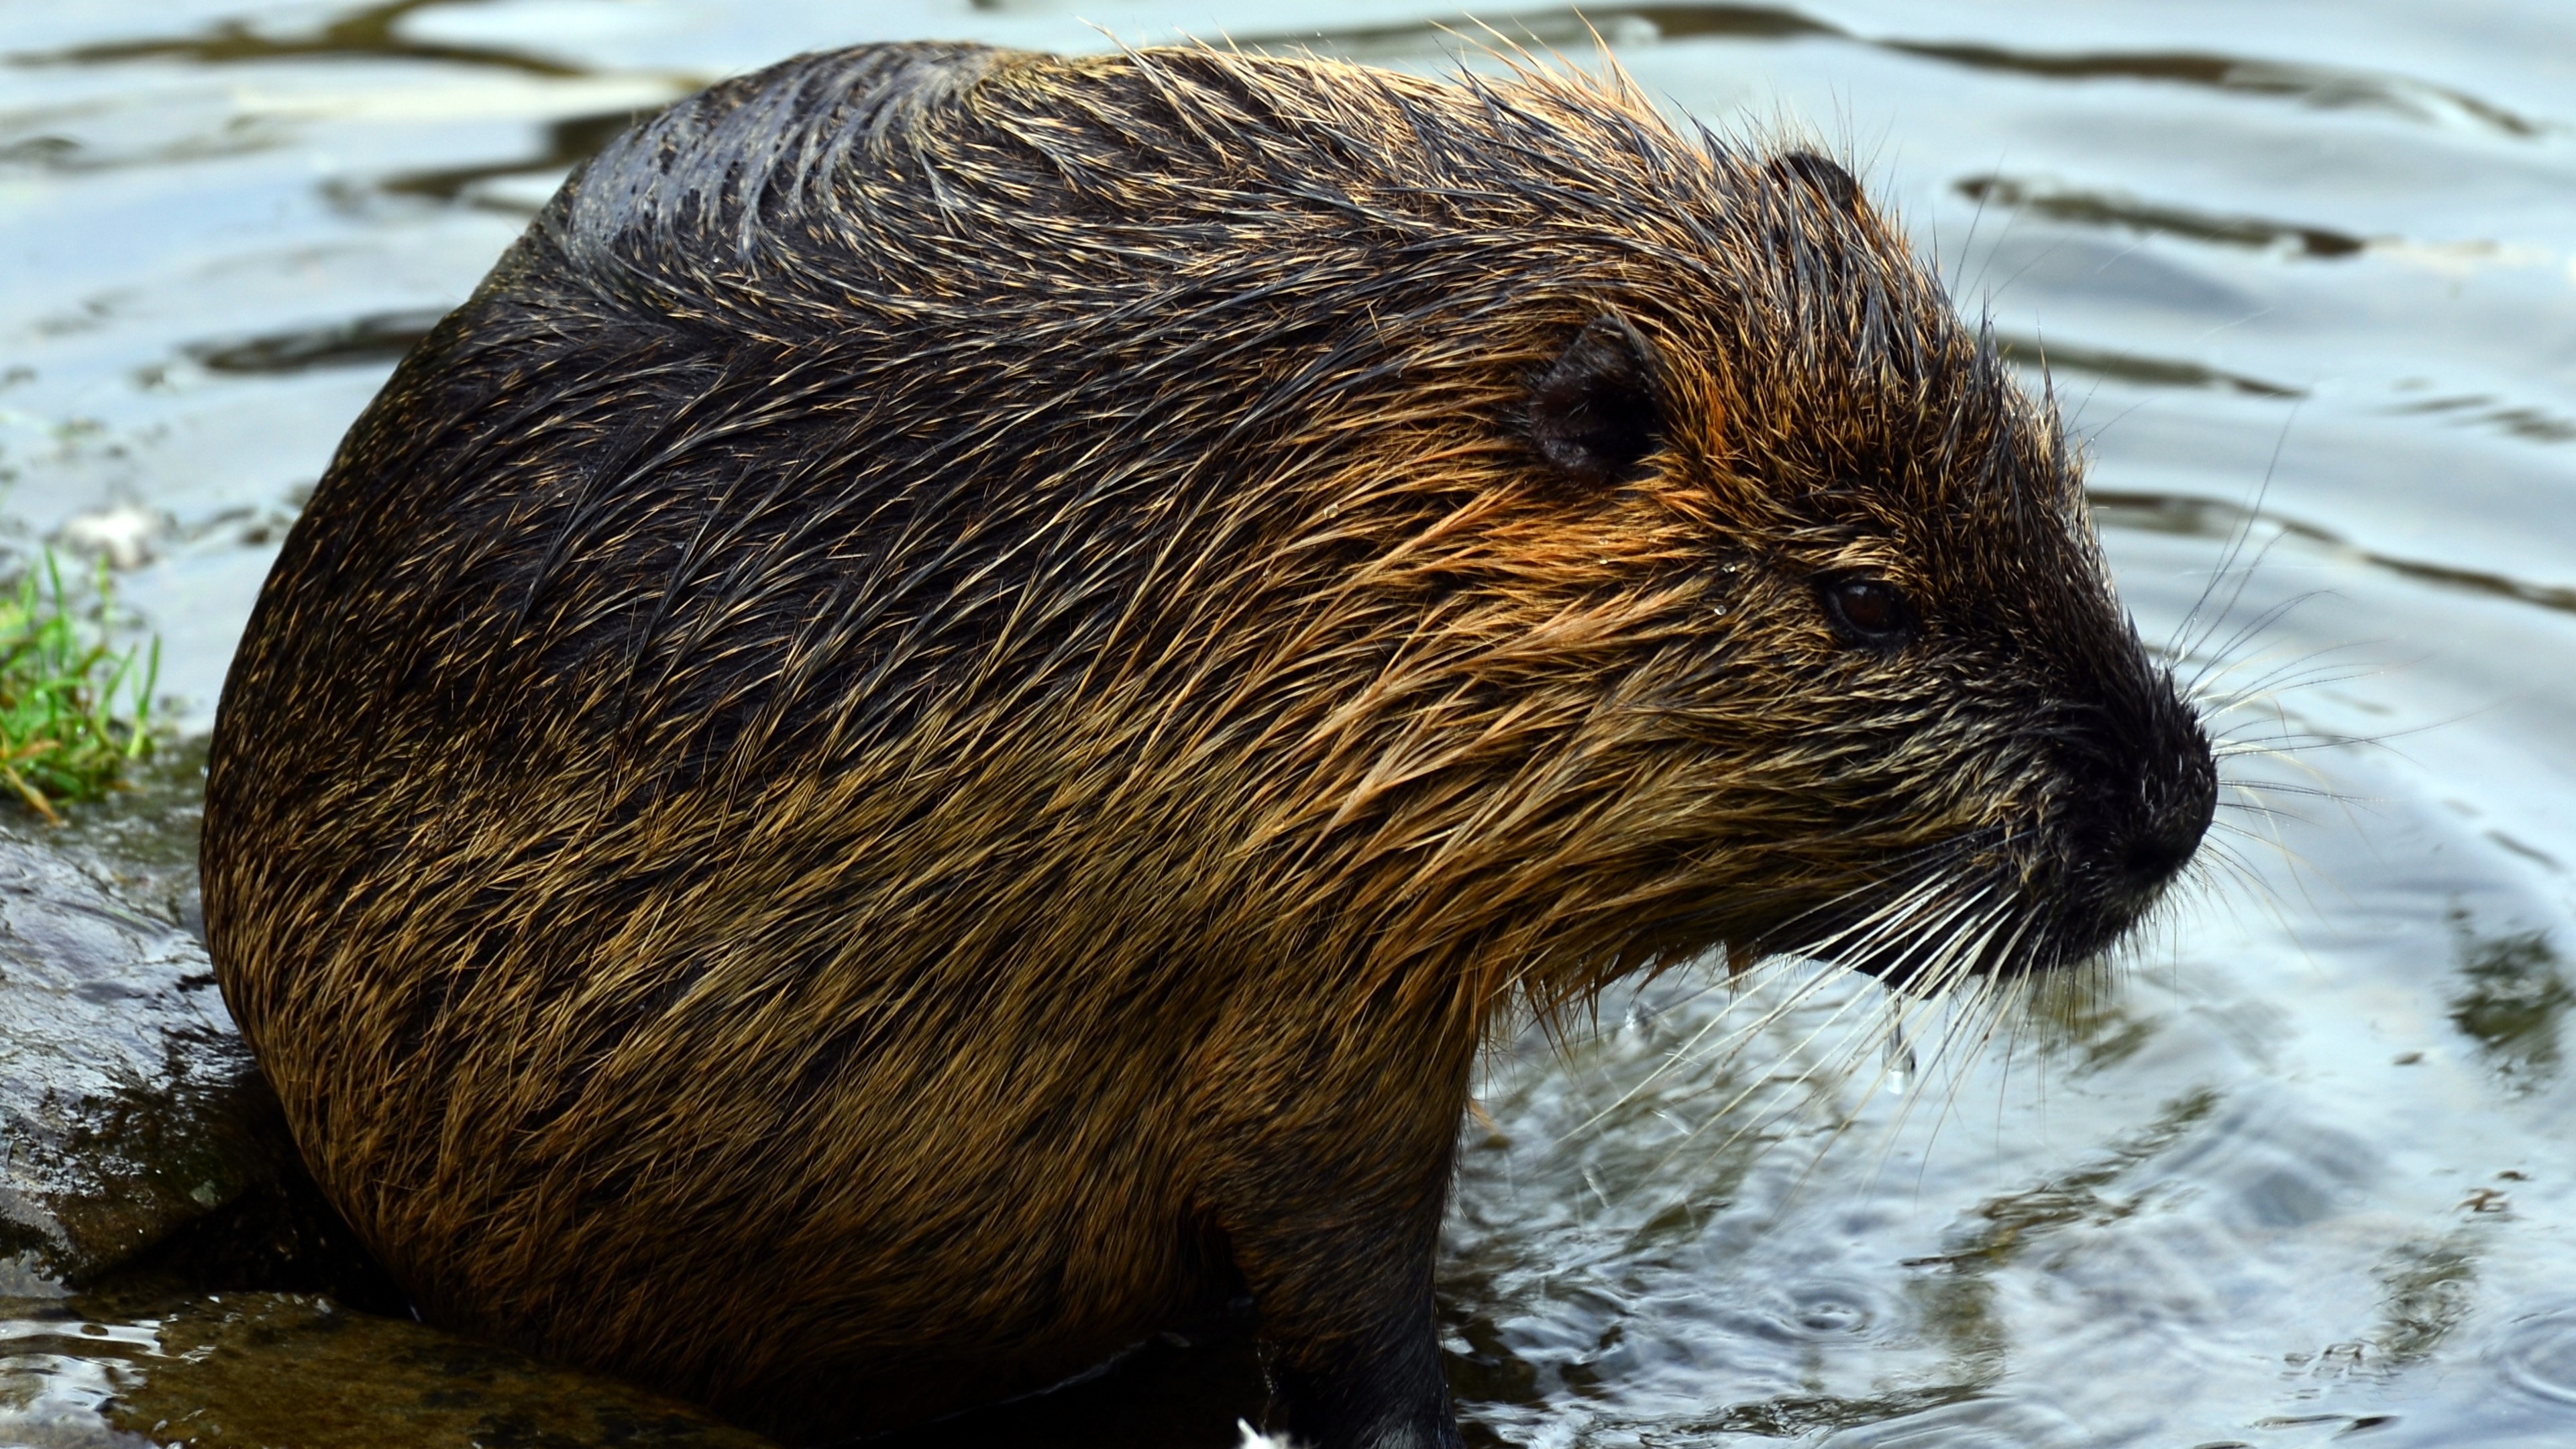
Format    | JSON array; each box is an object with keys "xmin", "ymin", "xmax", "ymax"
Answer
[
  {"xmin": 0, "ymin": 833, "xmax": 264, "ymax": 1291},
  {"xmin": 0, "ymin": 1285, "xmax": 776, "ymax": 1448}
]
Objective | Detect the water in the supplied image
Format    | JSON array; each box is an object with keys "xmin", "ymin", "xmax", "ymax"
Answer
[{"xmin": 5, "ymin": 1, "xmax": 2575, "ymax": 1444}]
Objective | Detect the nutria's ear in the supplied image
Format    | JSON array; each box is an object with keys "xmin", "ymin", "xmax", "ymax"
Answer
[
  {"xmin": 1529, "ymin": 314, "xmax": 1662, "ymax": 486},
  {"xmin": 1769, "ymin": 150, "xmax": 1862, "ymax": 211}
]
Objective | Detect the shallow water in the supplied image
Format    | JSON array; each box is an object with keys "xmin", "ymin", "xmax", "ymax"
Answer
[{"xmin": 5, "ymin": 1, "xmax": 2575, "ymax": 1444}]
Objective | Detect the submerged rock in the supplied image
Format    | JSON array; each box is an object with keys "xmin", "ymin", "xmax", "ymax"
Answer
[
  {"xmin": 0, "ymin": 1285, "xmax": 775, "ymax": 1448},
  {"xmin": 0, "ymin": 830, "xmax": 262, "ymax": 1291}
]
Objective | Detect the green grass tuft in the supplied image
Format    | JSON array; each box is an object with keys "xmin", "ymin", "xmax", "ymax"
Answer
[{"xmin": 0, "ymin": 550, "xmax": 160, "ymax": 823}]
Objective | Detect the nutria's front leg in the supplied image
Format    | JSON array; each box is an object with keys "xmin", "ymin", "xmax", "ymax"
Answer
[
  {"xmin": 1243, "ymin": 1195, "xmax": 1461, "ymax": 1449},
  {"xmin": 1201, "ymin": 1012, "xmax": 1477, "ymax": 1449}
]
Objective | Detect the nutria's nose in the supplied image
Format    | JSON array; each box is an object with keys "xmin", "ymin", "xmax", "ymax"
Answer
[{"xmin": 2120, "ymin": 743, "xmax": 2217, "ymax": 889}]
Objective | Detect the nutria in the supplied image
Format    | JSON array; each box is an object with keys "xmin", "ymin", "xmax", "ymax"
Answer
[{"xmin": 202, "ymin": 40, "xmax": 2216, "ymax": 1449}]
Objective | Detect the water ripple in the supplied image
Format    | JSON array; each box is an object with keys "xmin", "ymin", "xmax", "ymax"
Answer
[
  {"xmin": 5, "ymin": 0, "xmax": 586, "ymax": 79},
  {"xmin": 1240, "ymin": 4, "xmax": 2551, "ymax": 140},
  {"xmin": 2496, "ymin": 1307, "xmax": 2576, "ymax": 1405}
]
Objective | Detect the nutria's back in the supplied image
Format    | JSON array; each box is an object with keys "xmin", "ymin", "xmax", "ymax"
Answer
[{"xmin": 203, "ymin": 41, "xmax": 2212, "ymax": 1448}]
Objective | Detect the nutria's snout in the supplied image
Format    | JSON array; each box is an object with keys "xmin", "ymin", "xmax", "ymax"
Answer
[
  {"xmin": 1814, "ymin": 680, "xmax": 2215, "ymax": 991},
  {"xmin": 2118, "ymin": 698, "xmax": 2219, "ymax": 894},
  {"xmin": 2034, "ymin": 665, "xmax": 2221, "ymax": 968},
  {"xmin": 1735, "ymin": 559, "xmax": 2222, "ymax": 988}
]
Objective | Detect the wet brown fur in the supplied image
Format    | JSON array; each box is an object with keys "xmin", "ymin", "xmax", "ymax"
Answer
[{"xmin": 203, "ymin": 42, "xmax": 2212, "ymax": 1448}]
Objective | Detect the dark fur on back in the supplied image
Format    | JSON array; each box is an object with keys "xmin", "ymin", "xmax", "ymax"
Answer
[{"xmin": 203, "ymin": 42, "xmax": 2213, "ymax": 1447}]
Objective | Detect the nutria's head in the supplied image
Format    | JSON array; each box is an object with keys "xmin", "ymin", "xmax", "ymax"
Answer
[{"xmin": 1481, "ymin": 148, "xmax": 2224, "ymax": 992}]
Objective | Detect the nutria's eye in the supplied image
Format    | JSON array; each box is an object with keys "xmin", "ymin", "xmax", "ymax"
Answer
[
  {"xmin": 1819, "ymin": 577, "xmax": 1915, "ymax": 648},
  {"xmin": 1528, "ymin": 313, "xmax": 1662, "ymax": 486}
]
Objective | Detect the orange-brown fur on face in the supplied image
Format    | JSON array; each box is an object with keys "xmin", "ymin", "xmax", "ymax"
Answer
[{"xmin": 201, "ymin": 42, "xmax": 2213, "ymax": 1449}]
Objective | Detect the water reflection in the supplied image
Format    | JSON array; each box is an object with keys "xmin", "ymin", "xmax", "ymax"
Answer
[
  {"xmin": 186, "ymin": 309, "xmax": 448, "ymax": 375},
  {"xmin": 1996, "ymin": 967, "xmax": 2157, "ymax": 1074},
  {"xmin": 1992, "ymin": 333, "xmax": 2304, "ymax": 398},
  {"xmin": 377, "ymin": 109, "xmax": 647, "ymax": 210},
  {"xmin": 1913, "ymin": 1089, "xmax": 2219, "ymax": 1272},
  {"xmin": 2446, "ymin": 918, "xmax": 2573, "ymax": 1091},
  {"xmin": 2092, "ymin": 490, "xmax": 2576, "ymax": 616},
  {"xmin": 0, "ymin": 1289, "xmax": 768, "ymax": 1448},
  {"xmin": 1246, "ymin": 3, "xmax": 2550, "ymax": 140},
  {"xmin": 2374, "ymin": 1232, "xmax": 2481, "ymax": 1368},
  {"xmin": 1875, "ymin": 39, "xmax": 2546, "ymax": 138},
  {"xmin": 1954, "ymin": 174, "xmax": 2369, "ymax": 261},
  {"xmin": 0, "ymin": 113, "xmax": 296, "ymax": 176},
  {"xmin": 9, "ymin": 0, "xmax": 586, "ymax": 79}
]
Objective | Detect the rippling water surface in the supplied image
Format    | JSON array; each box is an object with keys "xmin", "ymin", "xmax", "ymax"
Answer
[{"xmin": 5, "ymin": 1, "xmax": 2575, "ymax": 1445}]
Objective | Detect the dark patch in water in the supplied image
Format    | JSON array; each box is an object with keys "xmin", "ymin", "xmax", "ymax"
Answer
[
  {"xmin": 33, "ymin": 1283, "xmax": 777, "ymax": 1448},
  {"xmin": 2372, "ymin": 1233, "xmax": 2480, "ymax": 1366},
  {"xmin": 2385, "ymin": 391, "xmax": 2576, "ymax": 445},
  {"xmin": 1440, "ymin": 1305, "xmax": 1550, "ymax": 1408},
  {"xmin": 381, "ymin": 109, "xmax": 649, "ymax": 209},
  {"xmin": 1240, "ymin": 5, "xmax": 2542, "ymax": 140},
  {"xmin": 1882, "ymin": 40, "xmax": 2544, "ymax": 138},
  {"xmin": 1906, "ymin": 1088, "xmax": 2219, "ymax": 1272},
  {"xmin": 864, "ymin": 1323, "xmax": 1266, "ymax": 1448},
  {"xmin": 1996, "ymin": 333, "xmax": 2305, "ymax": 398},
  {"xmin": 6, "ymin": 0, "xmax": 584, "ymax": 80},
  {"xmin": 2093, "ymin": 489, "xmax": 2576, "ymax": 618},
  {"xmin": 2446, "ymin": 918, "xmax": 2571, "ymax": 1091},
  {"xmin": 0, "ymin": 135, "xmax": 82, "ymax": 166},
  {"xmin": 1243, "ymin": 3, "xmax": 1833, "ymax": 58},
  {"xmin": 186, "ymin": 309, "xmax": 447, "ymax": 375},
  {"xmin": 1957, "ymin": 174, "xmax": 2369, "ymax": 260},
  {"xmin": 1607, "ymin": 4, "xmax": 1839, "ymax": 40},
  {"xmin": 1676, "ymin": 1383, "xmax": 1987, "ymax": 1436}
]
